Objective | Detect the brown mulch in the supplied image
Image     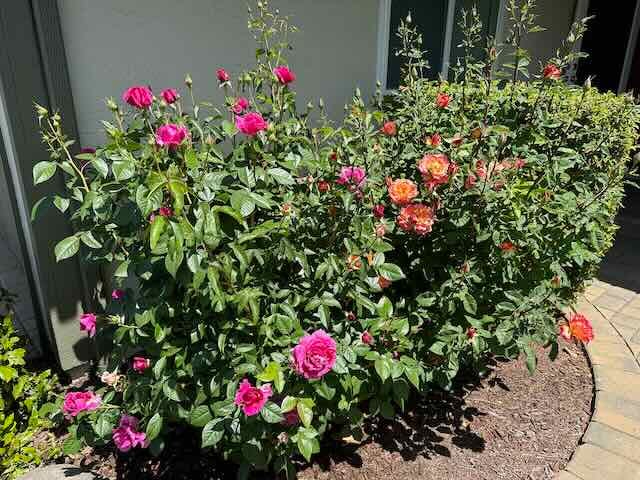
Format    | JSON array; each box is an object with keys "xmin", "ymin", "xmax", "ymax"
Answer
[{"xmin": 63, "ymin": 342, "xmax": 593, "ymax": 480}]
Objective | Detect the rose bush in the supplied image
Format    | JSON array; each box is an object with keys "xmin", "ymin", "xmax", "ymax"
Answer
[{"xmin": 32, "ymin": 2, "xmax": 638, "ymax": 477}]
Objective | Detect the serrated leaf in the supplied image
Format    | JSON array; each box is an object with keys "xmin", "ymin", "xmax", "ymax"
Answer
[
  {"xmin": 150, "ymin": 216, "xmax": 167, "ymax": 250},
  {"xmin": 201, "ymin": 418, "xmax": 225, "ymax": 447},
  {"xmin": 261, "ymin": 401, "xmax": 284, "ymax": 423},
  {"xmin": 189, "ymin": 405, "xmax": 212, "ymax": 427},
  {"xmin": 267, "ymin": 167, "xmax": 295, "ymax": 185},
  {"xmin": 80, "ymin": 231, "xmax": 102, "ymax": 249},
  {"xmin": 374, "ymin": 357, "xmax": 391, "ymax": 382}
]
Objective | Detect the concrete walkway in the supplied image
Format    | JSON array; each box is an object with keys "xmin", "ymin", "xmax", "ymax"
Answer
[{"xmin": 557, "ymin": 280, "xmax": 640, "ymax": 479}]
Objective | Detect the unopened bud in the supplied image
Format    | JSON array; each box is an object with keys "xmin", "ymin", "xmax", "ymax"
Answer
[
  {"xmin": 185, "ymin": 74, "xmax": 193, "ymax": 87},
  {"xmin": 106, "ymin": 98, "xmax": 118, "ymax": 111},
  {"xmin": 584, "ymin": 76, "xmax": 592, "ymax": 90}
]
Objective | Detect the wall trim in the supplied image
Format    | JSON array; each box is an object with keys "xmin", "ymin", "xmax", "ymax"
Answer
[
  {"xmin": 376, "ymin": 0, "xmax": 392, "ymax": 89},
  {"xmin": 619, "ymin": 0, "xmax": 640, "ymax": 92},
  {"xmin": 441, "ymin": 0, "xmax": 457, "ymax": 79}
]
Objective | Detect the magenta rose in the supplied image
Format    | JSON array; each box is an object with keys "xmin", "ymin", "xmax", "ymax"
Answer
[
  {"xmin": 291, "ymin": 330, "xmax": 337, "ymax": 379},
  {"xmin": 372, "ymin": 204, "xmax": 385, "ymax": 219},
  {"xmin": 155, "ymin": 124, "xmax": 188, "ymax": 148},
  {"xmin": 112, "ymin": 415, "xmax": 148, "ymax": 452},
  {"xmin": 161, "ymin": 88, "xmax": 179, "ymax": 104},
  {"xmin": 235, "ymin": 112, "xmax": 269, "ymax": 136},
  {"xmin": 273, "ymin": 65, "xmax": 296, "ymax": 85},
  {"xmin": 336, "ymin": 166, "xmax": 367, "ymax": 190},
  {"xmin": 79, "ymin": 313, "xmax": 97, "ymax": 337},
  {"xmin": 216, "ymin": 68, "xmax": 230, "ymax": 83},
  {"xmin": 63, "ymin": 391, "xmax": 101, "ymax": 417},
  {"xmin": 132, "ymin": 356, "xmax": 150, "ymax": 373},
  {"xmin": 234, "ymin": 378, "xmax": 272, "ymax": 416},
  {"xmin": 232, "ymin": 97, "xmax": 250, "ymax": 114},
  {"xmin": 122, "ymin": 85, "xmax": 153, "ymax": 109},
  {"xmin": 111, "ymin": 289, "xmax": 124, "ymax": 300},
  {"xmin": 361, "ymin": 331, "xmax": 374, "ymax": 345}
]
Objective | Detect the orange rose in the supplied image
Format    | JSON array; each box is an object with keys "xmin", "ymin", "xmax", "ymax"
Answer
[
  {"xmin": 378, "ymin": 276, "xmax": 392, "ymax": 289},
  {"xmin": 346, "ymin": 255, "xmax": 362, "ymax": 271},
  {"xmin": 388, "ymin": 178, "xmax": 418, "ymax": 206},
  {"xmin": 397, "ymin": 203, "xmax": 435, "ymax": 236},
  {"xmin": 418, "ymin": 153, "xmax": 450, "ymax": 191}
]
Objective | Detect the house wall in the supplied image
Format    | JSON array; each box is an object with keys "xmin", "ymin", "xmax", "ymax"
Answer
[{"xmin": 57, "ymin": 0, "xmax": 379, "ymax": 147}]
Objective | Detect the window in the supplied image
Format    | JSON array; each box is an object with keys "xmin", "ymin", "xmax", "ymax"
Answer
[{"xmin": 378, "ymin": 0, "xmax": 502, "ymax": 90}]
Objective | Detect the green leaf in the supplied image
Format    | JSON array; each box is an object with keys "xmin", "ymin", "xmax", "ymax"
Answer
[
  {"xmin": 267, "ymin": 167, "xmax": 295, "ymax": 185},
  {"xmin": 0, "ymin": 365, "xmax": 18, "ymax": 381},
  {"xmin": 374, "ymin": 357, "xmax": 391, "ymax": 382},
  {"xmin": 280, "ymin": 396, "xmax": 297, "ymax": 413},
  {"xmin": 378, "ymin": 263, "xmax": 405, "ymax": 281},
  {"xmin": 461, "ymin": 292, "xmax": 477, "ymax": 314},
  {"xmin": 53, "ymin": 196, "xmax": 70, "ymax": 213},
  {"xmin": 150, "ymin": 216, "xmax": 167, "ymax": 250},
  {"xmin": 94, "ymin": 415, "xmax": 114, "ymax": 439},
  {"xmin": 261, "ymin": 401, "xmax": 284, "ymax": 424},
  {"xmin": 54, "ymin": 235, "xmax": 80, "ymax": 262},
  {"xmin": 145, "ymin": 413, "xmax": 163, "ymax": 441},
  {"xmin": 222, "ymin": 119, "xmax": 237, "ymax": 137},
  {"xmin": 92, "ymin": 158, "xmax": 109, "ymax": 178},
  {"xmin": 376, "ymin": 296, "xmax": 393, "ymax": 319},
  {"xmin": 62, "ymin": 436, "xmax": 82, "ymax": 455},
  {"xmin": 201, "ymin": 418, "xmax": 225, "ymax": 448},
  {"xmin": 296, "ymin": 434, "xmax": 319, "ymax": 462},
  {"xmin": 296, "ymin": 401, "xmax": 313, "ymax": 428},
  {"xmin": 189, "ymin": 405, "xmax": 213, "ymax": 427},
  {"xmin": 112, "ymin": 158, "xmax": 136, "ymax": 181},
  {"xmin": 33, "ymin": 161, "xmax": 57, "ymax": 184},
  {"xmin": 80, "ymin": 231, "xmax": 102, "ymax": 249}
]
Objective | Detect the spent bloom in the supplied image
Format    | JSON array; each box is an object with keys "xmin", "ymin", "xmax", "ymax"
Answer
[
  {"xmin": 378, "ymin": 276, "xmax": 392, "ymax": 289},
  {"xmin": 273, "ymin": 65, "xmax": 296, "ymax": 85},
  {"xmin": 425, "ymin": 133, "xmax": 442, "ymax": 147},
  {"xmin": 79, "ymin": 313, "xmax": 97, "ymax": 337},
  {"xmin": 499, "ymin": 241, "xmax": 516, "ymax": 253},
  {"xmin": 282, "ymin": 410, "xmax": 300, "ymax": 426},
  {"xmin": 112, "ymin": 415, "xmax": 148, "ymax": 452},
  {"xmin": 388, "ymin": 179, "xmax": 418, "ymax": 206},
  {"xmin": 161, "ymin": 88, "xmax": 179, "ymax": 104},
  {"xmin": 559, "ymin": 313, "xmax": 594, "ymax": 343},
  {"xmin": 122, "ymin": 85, "xmax": 153, "ymax": 109},
  {"xmin": 317, "ymin": 180, "xmax": 330, "ymax": 193},
  {"xmin": 155, "ymin": 124, "xmax": 188, "ymax": 148},
  {"xmin": 397, "ymin": 203, "xmax": 435, "ymax": 236},
  {"xmin": 101, "ymin": 369, "xmax": 120, "ymax": 387},
  {"xmin": 235, "ymin": 112, "xmax": 269, "ymax": 136},
  {"xmin": 63, "ymin": 391, "xmax": 101, "ymax": 417},
  {"xmin": 234, "ymin": 378, "xmax": 272, "ymax": 416},
  {"xmin": 291, "ymin": 330, "xmax": 337, "ymax": 379},
  {"xmin": 80, "ymin": 147, "xmax": 96, "ymax": 154},
  {"xmin": 111, "ymin": 289, "xmax": 124, "ymax": 300}
]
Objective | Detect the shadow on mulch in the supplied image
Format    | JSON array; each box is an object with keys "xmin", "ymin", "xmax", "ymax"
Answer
[{"xmin": 66, "ymin": 343, "xmax": 593, "ymax": 480}]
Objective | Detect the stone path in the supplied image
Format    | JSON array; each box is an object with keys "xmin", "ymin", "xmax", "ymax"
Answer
[{"xmin": 557, "ymin": 280, "xmax": 640, "ymax": 479}]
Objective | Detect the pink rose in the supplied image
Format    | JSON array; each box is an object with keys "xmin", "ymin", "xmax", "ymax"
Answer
[
  {"xmin": 161, "ymin": 88, "xmax": 179, "ymax": 104},
  {"xmin": 291, "ymin": 330, "xmax": 337, "ymax": 379},
  {"xmin": 132, "ymin": 356, "xmax": 150, "ymax": 373},
  {"xmin": 63, "ymin": 391, "xmax": 101, "ymax": 417},
  {"xmin": 111, "ymin": 289, "xmax": 124, "ymax": 300},
  {"xmin": 216, "ymin": 68, "xmax": 230, "ymax": 83},
  {"xmin": 235, "ymin": 112, "xmax": 269, "ymax": 136},
  {"xmin": 234, "ymin": 378, "xmax": 272, "ymax": 416},
  {"xmin": 155, "ymin": 124, "xmax": 188, "ymax": 148},
  {"xmin": 79, "ymin": 313, "xmax": 97, "ymax": 337},
  {"xmin": 122, "ymin": 85, "xmax": 153, "ymax": 109},
  {"xmin": 232, "ymin": 97, "xmax": 250, "ymax": 114},
  {"xmin": 336, "ymin": 166, "xmax": 367, "ymax": 190},
  {"xmin": 112, "ymin": 415, "xmax": 148, "ymax": 452},
  {"xmin": 273, "ymin": 65, "xmax": 296, "ymax": 85}
]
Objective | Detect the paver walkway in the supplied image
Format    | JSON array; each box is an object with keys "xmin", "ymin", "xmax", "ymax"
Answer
[{"xmin": 557, "ymin": 280, "xmax": 640, "ymax": 479}]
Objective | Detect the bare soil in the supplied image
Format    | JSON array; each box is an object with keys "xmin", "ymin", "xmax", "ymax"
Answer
[{"xmin": 62, "ymin": 342, "xmax": 593, "ymax": 480}]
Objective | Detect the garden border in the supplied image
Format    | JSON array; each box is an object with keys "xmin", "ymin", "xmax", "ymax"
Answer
[{"xmin": 558, "ymin": 280, "xmax": 640, "ymax": 479}]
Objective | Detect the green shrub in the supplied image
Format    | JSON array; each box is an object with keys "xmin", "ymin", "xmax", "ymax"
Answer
[
  {"xmin": 32, "ymin": 1, "xmax": 638, "ymax": 477},
  {"xmin": 0, "ymin": 292, "xmax": 58, "ymax": 480}
]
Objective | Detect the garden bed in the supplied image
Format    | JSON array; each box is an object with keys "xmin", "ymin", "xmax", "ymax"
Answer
[{"xmin": 60, "ymin": 343, "xmax": 592, "ymax": 480}]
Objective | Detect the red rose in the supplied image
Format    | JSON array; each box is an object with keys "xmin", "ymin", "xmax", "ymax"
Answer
[
  {"xmin": 318, "ymin": 180, "xmax": 330, "ymax": 193},
  {"xmin": 372, "ymin": 204, "xmax": 385, "ymax": 219},
  {"xmin": 543, "ymin": 64, "xmax": 562, "ymax": 80},
  {"xmin": 381, "ymin": 121, "xmax": 397, "ymax": 136},
  {"xmin": 436, "ymin": 92, "xmax": 450, "ymax": 108}
]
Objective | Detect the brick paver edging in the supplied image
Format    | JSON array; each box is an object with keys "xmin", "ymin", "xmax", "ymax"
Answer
[{"xmin": 556, "ymin": 280, "xmax": 640, "ymax": 480}]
